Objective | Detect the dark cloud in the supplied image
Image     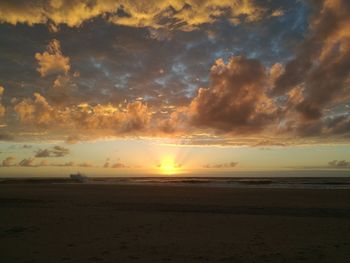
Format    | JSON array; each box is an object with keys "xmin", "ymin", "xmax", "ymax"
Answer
[
  {"xmin": 78, "ymin": 162, "xmax": 94, "ymax": 168},
  {"xmin": 203, "ymin": 162, "xmax": 238, "ymax": 168},
  {"xmin": 48, "ymin": 160, "xmax": 94, "ymax": 168},
  {"xmin": 273, "ymin": 0, "xmax": 350, "ymax": 121},
  {"xmin": 0, "ymin": 133, "xmax": 14, "ymax": 141},
  {"xmin": 103, "ymin": 158, "xmax": 128, "ymax": 168},
  {"xmin": 50, "ymin": 161, "xmax": 75, "ymax": 167},
  {"xmin": 35, "ymin": 146, "xmax": 70, "ymax": 158},
  {"xmin": 189, "ymin": 56, "xmax": 277, "ymax": 133},
  {"xmin": 7, "ymin": 159, "xmax": 95, "ymax": 168},
  {"xmin": 65, "ymin": 135, "xmax": 80, "ymax": 144},
  {"xmin": 328, "ymin": 160, "xmax": 350, "ymax": 168},
  {"xmin": 103, "ymin": 159, "xmax": 110, "ymax": 168},
  {"xmin": 18, "ymin": 158, "xmax": 36, "ymax": 167},
  {"xmin": 111, "ymin": 162, "xmax": 127, "ymax": 168}
]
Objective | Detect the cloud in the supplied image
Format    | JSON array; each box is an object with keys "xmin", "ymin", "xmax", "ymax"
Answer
[
  {"xmin": 78, "ymin": 162, "xmax": 94, "ymax": 168},
  {"xmin": 35, "ymin": 146, "xmax": 70, "ymax": 158},
  {"xmin": 34, "ymin": 149, "xmax": 51, "ymax": 158},
  {"xmin": 0, "ymin": 155, "xmax": 101, "ymax": 168},
  {"xmin": 0, "ymin": 85, "xmax": 5, "ymax": 118},
  {"xmin": 23, "ymin": 145, "xmax": 32, "ymax": 149},
  {"xmin": 43, "ymin": 161, "xmax": 94, "ymax": 167},
  {"xmin": 203, "ymin": 161, "xmax": 238, "ymax": 168},
  {"xmin": 103, "ymin": 160, "xmax": 110, "ymax": 168},
  {"xmin": 1, "ymin": 1, "xmax": 349, "ymax": 147},
  {"xmin": 111, "ymin": 162, "xmax": 126, "ymax": 168},
  {"xmin": 65, "ymin": 135, "xmax": 80, "ymax": 144},
  {"xmin": 52, "ymin": 146, "xmax": 70, "ymax": 157},
  {"xmin": 273, "ymin": 0, "xmax": 350, "ymax": 121},
  {"xmin": 72, "ymin": 100, "xmax": 151, "ymax": 133},
  {"xmin": 51, "ymin": 161, "xmax": 75, "ymax": 167},
  {"xmin": 103, "ymin": 158, "xmax": 127, "ymax": 168},
  {"xmin": 7, "ymin": 48, "xmax": 350, "ymax": 146},
  {"xmin": 50, "ymin": 161, "xmax": 94, "ymax": 168},
  {"xmin": 328, "ymin": 160, "xmax": 350, "ymax": 168},
  {"xmin": 49, "ymin": 74, "xmax": 76, "ymax": 105},
  {"xmin": 271, "ymin": 9, "xmax": 284, "ymax": 17},
  {"xmin": 18, "ymin": 158, "xmax": 36, "ymax": 167},
  {"xmin": 1, "ymin": 158, "xmax": 96, "ymax": 168},
  {"xmin": 0, "ymin": 133, "xmax": 15, "ymax": 141},
  {"xmin": 1, "ymin": 156, "xmax": 16, "ymax": 167},
  {"xmin": 189, "ymin": 56, "xmax": 277, "ymax": 133},
  {"xmin": 35, "ymin": 39, "xmax": 70, "ymax": 77},
  {"xmin": 14, "ymin": 93, "xmax": 152, "ymax": 133},
  {"xmin": 108, "ymin": 0, "xmax": 268, "ymax": 31},
  {"xmin": 0, "ymin": 1, "xmax": 280, "ymax": 31},
  {"xmin": 14, "ymin": 93, "xmax": 54, "ymax": 125},
  {"xmin": 0, "ymin": 0, "xmax": 116, "ymax": 27}
]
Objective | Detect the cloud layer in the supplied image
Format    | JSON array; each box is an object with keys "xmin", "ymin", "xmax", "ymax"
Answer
[
  {"xmin": 0, "ymin": 0, "xmax": 349, "ymax": 147},
  {"xmin": 0, "ymin": 0, "xmax": 279, "ymax": 30}
]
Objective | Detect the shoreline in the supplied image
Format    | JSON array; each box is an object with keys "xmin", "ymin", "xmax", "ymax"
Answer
[{"xmin": 1, "ymin": 176, "xmax": 350, "ymax": 190}]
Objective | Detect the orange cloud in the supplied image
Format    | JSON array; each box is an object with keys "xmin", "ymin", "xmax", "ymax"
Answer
[
  {"xmin": 109, "ymin": 0, "xmax": 268, "ymax": 31},
  {"xmin": 0, "ymin": 0, "xmax": 280, "ymax": 31},
  {"xmin": 13, "ymin": 93, "xmax": 152, "ymax": 135},
  {"xmin": 0, "ymin": 86, "xmax": 5, "ymax": 118},
  {"xmin": 35, "ymin": 39, "xmax": 70, "ymax": 77},
  {"xmin": 14, "ymin": 93, "xmax": 54, "ymax": 126},
  {"xmin": 1, "ymin": 156, "xmax": 16, "ymax": 167}
]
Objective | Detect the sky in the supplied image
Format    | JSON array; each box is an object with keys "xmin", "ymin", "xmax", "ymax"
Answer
[{"xmin": 0, "ymin": 0, "xmax": 350, "ymax": 176}]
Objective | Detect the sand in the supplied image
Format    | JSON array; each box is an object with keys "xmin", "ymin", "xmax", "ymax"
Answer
[{"xmin": 1, "ymin": 183, "xmax": 350, "ymax": 262}]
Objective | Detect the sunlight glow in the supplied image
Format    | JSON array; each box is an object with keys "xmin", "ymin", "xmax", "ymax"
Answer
[{"xmin": 158, "ymin": 156, "xmax": 182, "ymax": 175}]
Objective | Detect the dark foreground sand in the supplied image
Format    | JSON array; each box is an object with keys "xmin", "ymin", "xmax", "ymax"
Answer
[{"xmin": 1, "ymin": 184, "xmax": 350, "ymax": 263}]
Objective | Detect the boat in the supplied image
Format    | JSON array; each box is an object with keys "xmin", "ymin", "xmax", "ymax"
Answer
[{"xmin": 69, "ymin": 172, "xmax": 88, "ymax": 182}]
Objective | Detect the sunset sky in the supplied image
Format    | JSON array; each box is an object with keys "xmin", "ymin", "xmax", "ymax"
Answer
[{"xmin": 0, "ymin": 0, "xmax": 350, "ymax": 176}]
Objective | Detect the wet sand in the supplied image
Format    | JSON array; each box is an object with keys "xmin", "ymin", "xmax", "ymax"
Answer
[{"xmin": 1, "ymin": 183, "xmax": 350, "ymax": 262}]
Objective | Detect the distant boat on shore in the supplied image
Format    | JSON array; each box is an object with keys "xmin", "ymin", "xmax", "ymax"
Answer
[{"xmin": 70, "ymin": 172, "xmax": 88, "ymax": 182}]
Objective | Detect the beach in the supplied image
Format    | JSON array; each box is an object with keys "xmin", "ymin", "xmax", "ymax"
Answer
[{"xmin": 1, "ymin": 183, "xmax": 350, "ymax": 262}]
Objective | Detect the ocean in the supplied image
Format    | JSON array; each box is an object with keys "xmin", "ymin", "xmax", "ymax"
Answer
[{"xmin": 1, "ymin": 170, "xmax": 350, "ymax": 189}]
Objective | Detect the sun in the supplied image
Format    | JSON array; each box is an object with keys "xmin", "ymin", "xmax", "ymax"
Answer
[{"xmin": 158, "ymin": 157, "xmax": 181, "ymax": 175}]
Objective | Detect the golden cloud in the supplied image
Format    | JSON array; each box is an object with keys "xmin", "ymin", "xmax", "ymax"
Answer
[
  {"xmin": 109, "ymin": 0, "xmax": 267, "ymax": 31},
  {"xmin": 1, "ymin": 156, "xmax": 16, "ymax": 167},
  {"xmin": 0, "ymin": 86, "xmax": 5, "ymax": 118},
  {"xmin": 35, "ymin": 39, "xmax": 70, "ymax": 77},
  {"xmin": 14, "ymin": 93, "xmax": 54, "ymax": 125},
  {"xmin": 13, "ymin": 93, "xmax": 152, "ymax": 134},
  {"xmin": 0, "ymin": 0, "xmax": 276, "ymax": 30}
]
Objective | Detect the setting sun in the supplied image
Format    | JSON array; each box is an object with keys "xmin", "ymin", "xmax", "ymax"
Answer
[{"xmin": 158, "ymin": 157, "xmax": 182, "ymax": 175}]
